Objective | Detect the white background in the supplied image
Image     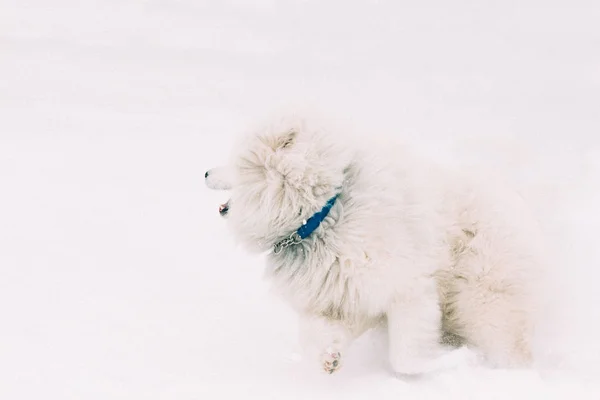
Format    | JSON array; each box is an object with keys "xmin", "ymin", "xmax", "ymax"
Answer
[{"xmin": 1, "ymin": 1, "xmax": 599, "ymax": 399}]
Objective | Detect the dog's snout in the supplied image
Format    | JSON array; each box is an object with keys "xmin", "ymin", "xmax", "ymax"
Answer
[{"xmin": 204, "ymin": 166, "xmax": 232, "ymax": 190}]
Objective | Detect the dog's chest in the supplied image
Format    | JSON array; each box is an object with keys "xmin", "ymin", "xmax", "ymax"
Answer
[{"xmin": 267, "ymin": 249, "xmax": 391, "ymax": 321}]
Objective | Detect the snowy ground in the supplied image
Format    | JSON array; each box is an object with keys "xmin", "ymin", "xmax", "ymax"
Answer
[{"xmin": 2, "ymin": 1, "xmax": 600, "ymax": 399}]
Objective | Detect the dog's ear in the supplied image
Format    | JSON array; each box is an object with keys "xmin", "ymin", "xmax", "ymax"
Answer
[{"xmin": 277, "ymin": 129, "xmax": 297, "ymax": 150}]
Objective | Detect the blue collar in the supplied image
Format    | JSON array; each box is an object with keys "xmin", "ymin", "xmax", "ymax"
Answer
[{"xmin": 273, "ymin": 193, "xmax": 340, "ymax": 254}]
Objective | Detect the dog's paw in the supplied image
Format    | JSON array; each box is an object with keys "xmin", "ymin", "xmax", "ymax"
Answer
[
  {"xmin": 322, "ymin": 349, "xmax": 342, "ymax": 374},
  {"xmin": 390, "ymin": 355, "xmax": 439, "ymax": 376},
  {"xmin": 390, "ymin": 349, "xmax": 461, "ymax": 377}
]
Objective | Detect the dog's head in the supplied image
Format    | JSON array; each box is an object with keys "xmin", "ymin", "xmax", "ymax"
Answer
[{"xmin": 205, "ymin": 115, "xmax": 353, "ymax": 253}]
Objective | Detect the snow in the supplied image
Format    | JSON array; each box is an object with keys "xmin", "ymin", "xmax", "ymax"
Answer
[{"xmin": 1, "ymin": 1, "xmax": 599, "ymax": 399}]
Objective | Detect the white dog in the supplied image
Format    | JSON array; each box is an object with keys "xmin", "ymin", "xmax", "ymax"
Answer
[{"xmin": 205, "ymin": 113, "xmax": 547, "ymax": 376}]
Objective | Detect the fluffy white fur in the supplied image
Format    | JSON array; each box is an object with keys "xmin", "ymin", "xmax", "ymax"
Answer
[{"xmin": 205, "ymin": 113, "xmax": 548, "ymax": 376}]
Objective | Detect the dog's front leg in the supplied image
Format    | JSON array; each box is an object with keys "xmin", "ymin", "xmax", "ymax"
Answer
[
  {"xmin": 386, "ymin": 280, "xmax": 444, "ymax": 376},
  {"xmin": 298, "ymin": 314, "xmax": 359, "ymax": 374}
]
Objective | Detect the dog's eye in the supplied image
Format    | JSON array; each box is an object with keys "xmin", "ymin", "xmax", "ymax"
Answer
[{"xmin": 298, "ymin": 207, "xmax": 303, "ymax": 216}]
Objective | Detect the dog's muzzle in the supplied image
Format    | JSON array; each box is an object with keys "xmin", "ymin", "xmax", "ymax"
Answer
[{"xmin": 205, "ymin": 168, "xmax": 232, "ymax": 217}]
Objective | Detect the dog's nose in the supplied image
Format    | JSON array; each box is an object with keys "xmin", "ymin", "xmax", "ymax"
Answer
[{"xmin": 205, "ymin": 170, "xmax": 210, "ymax": 179}]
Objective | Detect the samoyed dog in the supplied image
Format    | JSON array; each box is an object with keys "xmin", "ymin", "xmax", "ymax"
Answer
[{"xmin": 205, "ymin": 112, "xmax": 548, "ymax": 376}]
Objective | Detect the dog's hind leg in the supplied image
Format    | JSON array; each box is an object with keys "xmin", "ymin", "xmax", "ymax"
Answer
[
  {"xmin": 443, "ymin": 233, "xmax": 538, "ymax": 369},
  {"xmin": 444, "ymin": 276, "xmax": 535, "ymax": 368}
]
